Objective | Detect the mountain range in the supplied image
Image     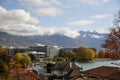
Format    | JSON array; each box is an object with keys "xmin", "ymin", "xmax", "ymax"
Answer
[{"xmin": 0, "ymin": 31, "xmax": 107, "ymax": 50}]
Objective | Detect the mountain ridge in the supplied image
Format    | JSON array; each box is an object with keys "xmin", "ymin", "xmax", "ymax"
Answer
[{"xmin": 0, "ymin": 31, "xmax": 106, "ymax": 50}]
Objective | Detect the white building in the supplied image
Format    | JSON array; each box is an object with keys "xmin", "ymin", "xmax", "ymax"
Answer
[{"xmin": 47, "ymin": 45, "xmax": 61, "ymax": 58}]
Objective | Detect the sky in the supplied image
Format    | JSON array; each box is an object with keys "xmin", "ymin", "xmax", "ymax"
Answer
[{"xmin": 0, "ymin": 0, "xmax": 119, "ymax": 38}]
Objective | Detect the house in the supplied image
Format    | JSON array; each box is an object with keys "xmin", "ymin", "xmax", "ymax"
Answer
[
  {"xmin": 82, "ymin": 66, "xmax": 120, "ymax": 80},
  {"xmin": 38, "ymin": 61, "xmax": 84, "ymax": 80},
  {"xmin": 50, "ymin": 61, "xmax": 83, "ymax": 80}
]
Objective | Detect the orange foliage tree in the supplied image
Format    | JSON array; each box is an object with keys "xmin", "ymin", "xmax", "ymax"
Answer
[
  {"xmin": 63, "ymin": 52, "xmax": 76, "ymax": 61},
  {"xmin": 102, "ymin": 11, "xmax": 120, "ymax": 59}
]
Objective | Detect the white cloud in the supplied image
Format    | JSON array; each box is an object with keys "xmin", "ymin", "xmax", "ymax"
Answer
[
  {"xmin": 0, "ymin": 6, "xmax": 39, "ymax": 24},
  {"xmin": 20, "ymin": 0, "xmax": 61, "ymax": 7},
  {"xmin": 76, "ymin": 0, "xmax": 109, "ymax": 5},
  {"xmin": 36, "ymin": 7, "xmax": 62, "ymax": 17},
  {"xmin": 20, "ymin": 0, "xmax": 62, "ymax": 17},
  {"xmin": 95, "ymin": 28, "xmax": 109, "ymax": 33},
  {"xmin": 0, "ymin": 23, "xmax": 80, "ymax": 38},
  {"xmin": 0, "ymin": 6, "xmax": 79, "ymax": 38},
  {"xmin": 50, "ymin": 0, "xmax": 61, "ymax": 6},
  {"xmin": 90, "ymin": 14, "xmax": 111, "ymax": 19},
  {"xmin": 69, "ymin": 20, "xmax": 94, "ymax": 26},
  {"xmin": 103, "ymin": 0, "xmax": 109, "ymax": 2},
  {"xmin": 55, "ymin": 27, "xmax": 80, "ymax": 38}
]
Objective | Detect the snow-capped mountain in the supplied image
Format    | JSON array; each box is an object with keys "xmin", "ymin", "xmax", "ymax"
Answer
[
  {"xmin": 0, "ymin": 31, "xmax": 106, "ymax": 50},
  {"xmin": 76, "ymin": 31, "xmax": 106, "ymax": 50}
]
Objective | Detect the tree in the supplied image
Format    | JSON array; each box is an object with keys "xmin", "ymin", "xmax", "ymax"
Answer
[
  {"xmin": 20, "ymin": 54, "xmax": 32, "ymax": 67},
  {"xmin": 101, "ymin": 11, "xmax": 120, "ymax": 59},
  {"xmin": 89, "ymin": 48, "xmax": 97, "ymax": 53},
  {"xmin": 74, "ymin": 47, "xmax": 95, "ymax": 61},
  {"xmin": 29, "ymin": 54, "xmax": 36, "ymax": 61},
  {"xmin": 52, "ymin": 56, "xmax": 65, "ymax": 61},
  {"xmin": 74, "ymin": 47, "xmax": 87, "ymax": 61},
  {"xmin": 0, "ymin": 47, "xmax": 10, "ymax": 79},
  {"xmin": 87, "ymin": 48, "xmax": 96, "ymax": 61},
  {"xmin": 13, "ymin": 53, "xmax": 32, "ymax": 68},
  {"xmin": 0, "ymin": 60, "xmax": 9, "ymax": 79},
  {"xmin": 62, "ymin": 52, "xmax": 76, "ymax": 61},
  {"xmin": 98, "ymin": 50, "xmax": 105, "ymax": 58}
]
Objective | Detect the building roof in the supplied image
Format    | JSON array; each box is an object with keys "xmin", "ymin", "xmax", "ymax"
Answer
[
  {"xmin": 83, "ymin": 66, "xmax": 120, "ymax": 80},
  {"xmin": 51, "ymin": 61, "xmax": 82, "ymax": 80},
  {"xmin": 52, "ymin": 61, "xmax": 80, "ymax": 70},
  {"xmin": 64, "ymin": 69, "xmax": 82, "ymax": 78}
]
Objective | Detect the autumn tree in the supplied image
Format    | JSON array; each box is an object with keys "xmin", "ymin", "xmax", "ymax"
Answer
[
  {"xmin": 102, "ymin": 11, "xmax": 120, "ymax": 59},
  {"xmin": 62, "ymin": 52, "xmax": 76, "ymax": 61},
  {"xmin": 98, "ymin": 50, "xmax": 105, "ymax": 58},
  {"xmin": 74, "ymin": 47, "xmax": 95, "ymax": 61},
  {"xmin": 87, "ymin": 48, "xmax": 96, "ymax": 61},
  {"xmin": 13, "ymin": 53, "xmax": 32, "ymax": 68},
  {"xmin": 0, "ymin": 47, "xmax": 10, "ymax": 79}
]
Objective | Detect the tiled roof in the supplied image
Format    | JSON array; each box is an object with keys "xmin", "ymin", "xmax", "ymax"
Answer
[
  {"xmin": 65, "ymin": 69, "xmax": 82, "ymax": 78},
  {"xmin": 52, "ymin": 61, "xmax": 82, "ymax": 79},
  {"xmin": 52, "ymin": 61, "xmax": 79, "ymax": 70},
  {"xmin": 52, "ymin": 61, "xmax": 67, "ymax": 70},
  {"xmin": 83, "ymin": 66, "xmax": 120, "ymax": 80},
  {"xmin": 108, "ymin": 72, "xmax": 120, "ymax": 80}
]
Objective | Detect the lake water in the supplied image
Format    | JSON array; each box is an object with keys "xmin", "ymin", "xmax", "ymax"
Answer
[
  {"xmin": 75, "ymin": 60, "xmax": 120, "ymax": 71},
  {"xmin": 33, "ymin": 60, "xmax": 120, "ymax": 72}
]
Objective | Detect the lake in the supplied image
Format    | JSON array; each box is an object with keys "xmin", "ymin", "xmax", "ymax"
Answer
[
  {"xmin": 75, "ymin": 60, "xmax": 120, "ymax": 71},
  {"xmin": 32, "ymin": 60, "xmax": 120, "ymax": 72}
]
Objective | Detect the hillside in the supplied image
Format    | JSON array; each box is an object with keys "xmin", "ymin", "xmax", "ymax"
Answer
[{"xmin": 0, "ymin": 31, "xmax": 106, "ymax": 50}]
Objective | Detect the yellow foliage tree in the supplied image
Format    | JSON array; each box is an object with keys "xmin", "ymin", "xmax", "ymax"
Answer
[
  {"xmin": 13, "ymin": 53, "xmax": 23, "ymax": 62},
  {"xmin": 98, "ymin": 50, "xmax": 105, "ymax": 58},
  {"xmin": 87, "ymin": 48, "xmax": 95, "ymax": 61},
  {"xmin": 74, "ymin": 47, "xmax": 96, "ymax": 61},
  {"xmin": 13, "ymin": 53, "xmax": 32, "ymax": 68}
]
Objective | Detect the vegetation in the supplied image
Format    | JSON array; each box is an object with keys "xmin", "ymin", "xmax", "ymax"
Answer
[
  {"xmin": 98, "ymin": 50, "xmax": 106, "ymax": 58},
  {"xmin": 0, "ymin": 47, "xmax": 11, "ymax": 80},
  {"xmin": 28, "ymin": 54, "xmax": 36, "ymax": 61},
  {"xmin": 0, "ymin": 46, "xmax": 39, "ymax": 80},
  {"xmin": 13, "ymin": 53, "xmax": 32, "ymax": 68},
  {"xmin": 102, "ymin": 11, "xmax": 120, "ymax": 59},
  {"xmin": 74, "ymin": 47, "xmax": 96, "ymax": 62},
  {"xmin": 62, "ymin": 52, "xmax": 76, "ymax": 61},
  {"xmin": 52, "ymin": 56, "xmax": 65, "ymax": 61}
]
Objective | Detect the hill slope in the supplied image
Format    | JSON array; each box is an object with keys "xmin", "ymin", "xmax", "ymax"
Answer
[{"xmin": 0, "ymin": 31, "xmax": 106, "ymax": 50}]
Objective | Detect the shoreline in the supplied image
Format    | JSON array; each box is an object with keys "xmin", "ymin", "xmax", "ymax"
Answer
[{"xmin": 76, "ymin": 58, "xmax": 119, "ymax": 63}]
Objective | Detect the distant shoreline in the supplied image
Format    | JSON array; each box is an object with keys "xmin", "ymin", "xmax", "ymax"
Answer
[
  {"xmin": 76, "ymin": 58, "xmax": 119, "ymax": 63},
  {"xmin": 93, "ymin": 58, "xmax": 112, "ymax": 62}
]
